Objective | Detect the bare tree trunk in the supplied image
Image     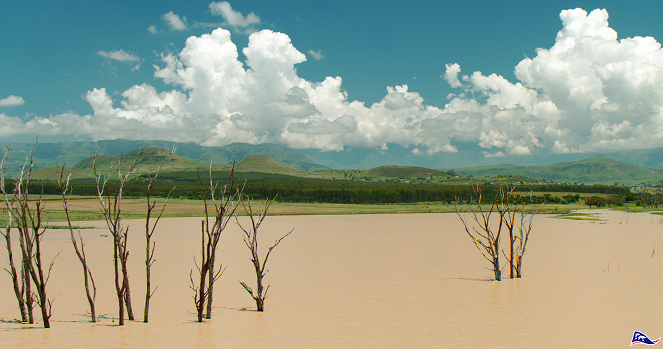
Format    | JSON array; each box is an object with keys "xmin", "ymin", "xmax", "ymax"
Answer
[
  {"xmin": 1, "ymin": 144, "xmax": 55, "ymax": 327},
  {"xmin": 113, "ymin": 238, "xmax": 125, "ymax": 326},
  {"xmin": 143, "ymin": 150, "xmax": 174, "ymax": 323},
  {"xmin": 205, "ymin": 253, "xmax": 214, "ymax": 319},
  {"xmin": 191, "ymin": 159, "xmax": 242, "ymax": 322},
  {"xmin": 238, "ymin": 196, "xmax": 293, "ymax": 311},
  {"xmin": 59, "ymin": 169, "xmax": 97, "ymax": 322},
  {"xmin": 2, "ymin": 224, "xmax": 27, "ymax": 322},
  {"xmin": 455, "ymin": 182, "xmax": 505, "ymax": 281},
  {"xmin": 121, "ymin": 239, "xmax": 134, "ymax": 321},
  {"xmin": 94, "ymin": 154, "xmax": 137, "ymax": 325},
  {"xmin": 498, "ymin": 184, "xmax": 517, "ymax": 279},
  {"xmin": 22, "ymin": 261, "xmax": 33, "ymax": 323},
  {"xmin": 514, "ymin": 193, "xmax": 539, "ymax": 278}
]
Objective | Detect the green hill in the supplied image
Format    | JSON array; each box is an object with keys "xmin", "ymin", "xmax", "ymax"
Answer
[
  {"xmin": 235, "ymin": 155, "xmax": 305, "ymax": 175},
  {"xmin": 455, "ymin": 158, "xmax": 663, "ymax": 185},
  {"xmin": 0, "ymin": 140, "xmax": 325, "ymax": 178},
  {"xmin": 73, "ymin": 147, "xmax": 227, "ymax": 174},
  {"xmin": 30, "ymin": 166, "xmax": 93, "ymax": 181},
  {"xmin": 364, "ymin": 165, "xmax": 442, "ymax": 178}
]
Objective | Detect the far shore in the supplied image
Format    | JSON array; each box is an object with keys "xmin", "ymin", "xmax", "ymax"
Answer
[{"xmin": 4, "ymin": 195, "xmax": 662, "ymax": 225}]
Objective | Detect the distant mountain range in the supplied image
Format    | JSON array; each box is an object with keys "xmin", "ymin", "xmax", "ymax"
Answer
[
  {"xmin": 3, "ymin": 139, "xmax": 663, "ymax": 186},
  {"xmin": 1, "ymin": 139, "xmax": 324, "ymax": 176}
]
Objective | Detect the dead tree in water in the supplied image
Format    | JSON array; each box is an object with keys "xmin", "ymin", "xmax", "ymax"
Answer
[
  {"xmin": 58, "ymin": 167, "xmax": 97, "ymax": 322},
  {"xmin": 0, "ymin": 149, "xmax": 28, "ymax": 323},
  {"xmin": 498, "ymin": 184, "xmax": 517, "ymax": 279},
  {"xmin": 190, "ymin": 160, "xmax": 242, "ymax": 322},
  {"xmin": 237, "ymin": 195, "xmax": 293, "ymax": 311},
  {"xmin": 143, "ymin": 150, "xmax": 175, "ymax": 323},
  {"xmin": 502, "ymin": 189, "xmax": 541, "ymax": 278},
  {"xmin": 514, "ymin": 193, "xmax": 539, "ymax": 278},
  {"xmin": 0, "ymin": 145, "xmax": 57, "ymax": 327},
  {"xmin": 94, "ymin": 155, "xmax": 136, "ymax": 325},
  {"xmin": 455, "ymin": 182, "xmax": 505, "ymax": 281}
]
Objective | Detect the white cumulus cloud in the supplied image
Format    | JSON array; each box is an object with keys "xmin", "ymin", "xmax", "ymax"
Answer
[
  {"xmin": 3, "ymin": 8, "xmax": 663, "ymax": 157},
  {"xmin": 209, "ymin": 1, "xmax": 260, "ymax": 27},
  {"xmin": 162, "ymin": 11, "xmax": 187, "ymax": 30},
  {"xmin": 98, "ymin": 50, "xmax": 140, "ymax": 62},
  {"xmin": 443, "ymin": 63, "xmax": 462, "ymax": 88},
  {"xmin": 308, "ymin": 50, "xmax": 324, "ymax": 60},
  {"xmin": 0, "ymin": 95, "xmax": 25, "ymax": 107}
]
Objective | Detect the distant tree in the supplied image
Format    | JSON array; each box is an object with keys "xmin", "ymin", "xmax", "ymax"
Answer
[
  {"xmin": 584, "ymin": 196, "xmax": 607, "ymax": 208},
  {"xmin": 446, "ymin": 169, "xmax": 455, "ymax": 177},
  {"xmin": 606, "ymin": 195, "xmax": 624, "ymax": 207}
]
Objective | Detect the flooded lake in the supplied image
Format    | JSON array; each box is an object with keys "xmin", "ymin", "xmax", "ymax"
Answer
[{"xmin": 1, "ymin": 210, "xmax": 662, "ymax": 348}]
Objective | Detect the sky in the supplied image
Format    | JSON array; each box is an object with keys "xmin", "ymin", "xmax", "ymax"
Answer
[{"xmin": 3, "ymin": 1, "xmax": 663, "ymax": 161}]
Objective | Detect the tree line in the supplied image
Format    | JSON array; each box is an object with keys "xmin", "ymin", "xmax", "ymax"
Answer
[{"xmin": 10, "ymin": 177, "xmax": 631, "ymax": 206}]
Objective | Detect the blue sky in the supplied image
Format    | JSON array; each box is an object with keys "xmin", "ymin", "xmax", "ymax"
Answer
[{"xmin": 3, "ymin": 1, "xmax": 663, "ymax": 161}]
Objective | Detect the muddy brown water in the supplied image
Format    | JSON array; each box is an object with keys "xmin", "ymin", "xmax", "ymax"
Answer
[{"xmin": 1, "ymin": 210, "xmax": 662, "ymax": 348}]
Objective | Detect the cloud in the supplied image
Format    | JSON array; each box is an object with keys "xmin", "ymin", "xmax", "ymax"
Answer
[
  {"xmin": 98, "ymin": 49, "xmax": 143, "ymax": 71},
  {"xmin": 308, "ymin": 50, "xmax": 324, "ymax": 60},
  {"xmin": 148, "ymin": 25, "xmax": 159, "ymax": 34},
  {"xmin": 443, "ymin": 63, "xmax": 462, "ymax": 88},
  {"xmin": 98, "ymin": 50, "xmax": 140, "ymax": 62},
  {"xmin": 162, "ymin": 11, "xmax": 187, "ymax": 30},
  {"xmin": 209, "ymin": 1, "xmax": 260, "ymax": 27},
  {"xmin": 5, "ymin": 8, "xmax": 663, "ymax": 157},
  {"xmin": 0, "ymin": 95, "xmax": 25, "ymax": 107}
]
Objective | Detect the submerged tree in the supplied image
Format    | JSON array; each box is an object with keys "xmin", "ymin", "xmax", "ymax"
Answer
[
  {"xmin": 499, "ymin": 184, "xmax": 517, "ymax": 279},
  {"xmin": 58, "ymin": 166, "xmax": 97, "ymax": 322},
  {"xmin": 237, "ymin": 195, "xmax": 293, "ymax": 311},
  {"xmin": 455, "ymin": 182, "xmax": 506, "ymax": 281},
  {"xmin": 0, "ymin": 144, "xmax": 57, "ymax": 328},
  {"xmin": 94, "ymin": 154, "xmax": 136, "ymax": 325},
  {"xmin": 143, "ymin": 150, "xmax": 175, "ymax": 323},
  {"xmin": 513, "ymin": 193, "xmax": 539, "ymax": 278},
  {"xmin": 191, "ymin": 160, "xmax": 243, "ymax": 322},
  {"xmin": 1, "ymin": 149, "xmax": 29, "ymax": 323}
]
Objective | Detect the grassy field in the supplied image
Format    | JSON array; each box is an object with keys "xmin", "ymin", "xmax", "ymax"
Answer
[{"xmin": 0, "ymin": 194, "xmax": 609, "ymax": 227}]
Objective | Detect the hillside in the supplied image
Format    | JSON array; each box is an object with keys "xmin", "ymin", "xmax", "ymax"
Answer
[
  {"xmin": 30, "ymin": 166, "xmax": 93, "ymax": 181},
  {"xmin": 364, "ymin": 165, "xmax": 442, "ymax": 178},
  {"xmin": 0, "ymin": 140, "xmax": 325, "ymax": 177},
  {"xmin": 454, "ymin": 158, "xmax": 663, "ymax": 185},
  {"xmin": 235, "ymin": 155, "xmax": 305, "ymax": 175},
  {"xmin": 73, "ymin": 147, "xmax": 227, "ymax": 174}
]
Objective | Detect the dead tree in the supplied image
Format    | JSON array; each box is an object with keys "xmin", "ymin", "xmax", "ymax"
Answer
[
  {"xmin": 143, "ymin": 150, "xmax": 175, "ymax": 323},
  {"xmin": 455, "ymin": 182, "xmax": 505, "ymax": 281},
  {"xmin": 498, "ymin": 184, "xmax": 517, "ymax": 279},
  {"xmin": 237, "ymin": 195, "xmax": 293, "ymax": 311},
  {"xmin": 94, "ymin": 155, "xmax": 136, "ymax": 325},
  {"xmin": 514, "ymin": 193, "xmax": 540, "ymax": 278},
  {"xmin": 190, "ymin": 160, "xmax": 242, "ymax": 322},
  {"xmin": 58, "ymin": 167, "xmax": 97, "ymax": 322},
  {"xmin": 1, "ymin": 150, "xmax": 28, "ymax": 323},
  {"xmin": 0, "ymin": 145, "xmax": 57, "ymax": 328}
]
